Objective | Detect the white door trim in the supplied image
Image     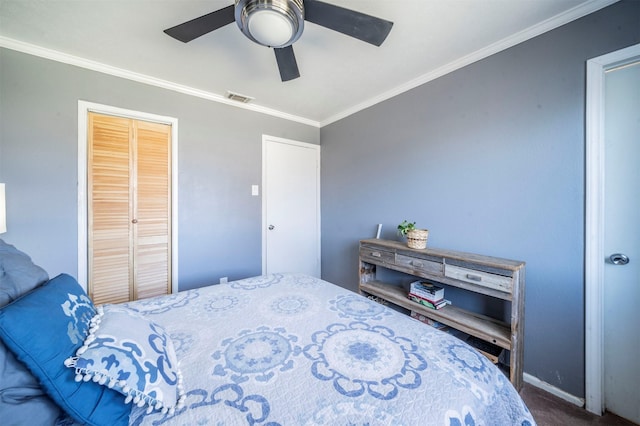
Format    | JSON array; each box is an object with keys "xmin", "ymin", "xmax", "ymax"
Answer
[
  {"xmin": 77, "ymin": 100, "xmax": 179, "ymax": 293},
  {"xmin": 261, "ymin": 135, "xmax": 321, "ymax": 276},
  {"xmin": 585, "ymin": 42, "xmax": 640, "ymax": 416}
]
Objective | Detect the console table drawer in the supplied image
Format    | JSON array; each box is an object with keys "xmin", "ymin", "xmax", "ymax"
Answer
[
  {"xmin": 360, "ymin": 247, "xmax": 394, "ymax": 264},
  {"xmin": 396, "ymin": 254, "xmax": 442, "ymax": 275},
  {"xmin": 445, "ymin": 264, "xmax": 512, "ymax": 293}
]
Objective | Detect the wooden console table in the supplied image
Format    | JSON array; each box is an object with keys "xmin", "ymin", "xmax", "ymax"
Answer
[{"xmin": 358, "ymin": 239, "xmax": 526, "ymax": 390}]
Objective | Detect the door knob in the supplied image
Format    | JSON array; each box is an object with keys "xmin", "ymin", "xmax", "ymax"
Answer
[
  {"xmin": 268, "ymin": 225, "xmax": 275, "ymax": 230},
  {"xmin": 609, "ymin": 253, "xmax": 629, "ymax": 265}
]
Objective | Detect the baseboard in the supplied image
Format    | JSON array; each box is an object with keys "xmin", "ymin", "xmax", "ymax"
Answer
[{"xmin": 524, "ymin": 373, "xmax": 586, "ymax": 407}]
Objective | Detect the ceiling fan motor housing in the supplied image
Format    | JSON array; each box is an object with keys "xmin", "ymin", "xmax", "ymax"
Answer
[{"xmin": 235, "ymin": 0, "xmax": 305, "ymax": 48}]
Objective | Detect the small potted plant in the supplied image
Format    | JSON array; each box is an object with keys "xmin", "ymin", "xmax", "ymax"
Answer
[{"xmin": 397, "ymin": 220, "xmax": 429, "ymax": 249}]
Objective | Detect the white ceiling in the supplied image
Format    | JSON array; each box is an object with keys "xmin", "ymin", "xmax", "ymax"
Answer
[{"xmin": 0, "ymin": 0, "xmax": 616, "ymax": 126}]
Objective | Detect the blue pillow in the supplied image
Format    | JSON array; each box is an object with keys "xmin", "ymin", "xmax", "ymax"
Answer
[
  {"xmin": 65, "ymin": 305, "xmax": 185, "ymax": 415},
  {"xmin": 0, "ymin": 274, "xmax": 131, "ymax": 426}
]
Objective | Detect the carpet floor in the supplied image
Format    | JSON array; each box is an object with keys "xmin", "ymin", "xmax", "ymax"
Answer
[{"xmin": 519, "ymin": 383, "xmax": 638, "ymax": 426}]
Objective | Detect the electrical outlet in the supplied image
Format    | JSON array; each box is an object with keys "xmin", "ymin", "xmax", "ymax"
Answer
[{"xmin": 219, "ymin": 277, "xmax": 228, "ymax": 284}]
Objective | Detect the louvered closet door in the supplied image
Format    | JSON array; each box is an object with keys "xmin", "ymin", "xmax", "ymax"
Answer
[
  {"xmin": 88, "ymin": 113, "xmax": 133, "ymax": 304},
  {"xmin": 88, "ymin": 112, "xmax": 171, "ymax": 305},
  {"xmin": 134, "ymin": 120, "xmax": 171, "ymax": 300}
]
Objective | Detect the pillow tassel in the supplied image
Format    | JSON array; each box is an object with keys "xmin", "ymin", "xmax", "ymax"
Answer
[
  {"xmin": 63, "ymin": 357, "xmax": 77, "ymax": 367},
  {"xmin": 176, "ymin": 395, "xmax": 186, "ymax": 410}
]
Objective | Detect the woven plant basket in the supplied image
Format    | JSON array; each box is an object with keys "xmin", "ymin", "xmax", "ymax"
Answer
[{"xmin": 406, "ymin": 229, "xmax": 429, "ymax": 249}]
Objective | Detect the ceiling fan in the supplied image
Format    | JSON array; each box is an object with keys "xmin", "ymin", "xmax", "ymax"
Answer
[{"xmin": 164, "ymin": 0, "xmax": 393, "ymax": 82}]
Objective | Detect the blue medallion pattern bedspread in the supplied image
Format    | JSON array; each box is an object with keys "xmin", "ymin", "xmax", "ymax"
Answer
[{"xmin": 124, "ymin": 273, "xmax": 535, "ymax": 426}]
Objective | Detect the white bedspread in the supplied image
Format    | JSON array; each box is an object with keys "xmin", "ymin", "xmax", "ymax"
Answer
[{"xmin": 124, "ymin": 273, "xmax": 535, "ymax": 426}]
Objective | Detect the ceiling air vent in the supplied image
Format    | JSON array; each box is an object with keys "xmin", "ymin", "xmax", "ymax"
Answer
[{"xmin": 226, "ymin": 91, "xmax": 254, "ymax": 103}]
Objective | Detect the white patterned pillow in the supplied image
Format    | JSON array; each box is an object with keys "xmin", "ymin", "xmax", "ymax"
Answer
[{"xmin": 65, "ymin": 305, "xmax": 185, "ymax": 415}]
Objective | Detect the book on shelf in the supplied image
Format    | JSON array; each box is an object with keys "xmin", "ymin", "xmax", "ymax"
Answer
[
  {"xmin": 408, "ymin": 293, "xmax": 450, "ymax": 310},
  {"xmin": 409, "ymin": 280, "xmax": 445, "ymax": 300},
  {"xmin": 408, "ymin": 291, "xmax": 444, "ymax": 304},
  {"xmin": 409, "ymin": 290, "xmax": 443, "ymax": 304},
  {"xmin": 410, "ymin": 311, "xmax": 449, "ymax": 330}
]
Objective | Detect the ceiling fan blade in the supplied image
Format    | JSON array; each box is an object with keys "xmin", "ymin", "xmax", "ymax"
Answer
[
  {"xmin": 274, "ymin": 46, "xmax": 300, "ymax": 82},
  {"xmin": 164, "ymin": 4, "xmax": 235, "ymax": 43},
  {"xmin": 304, "ymin": 0, "xmax": 393, "ymax": 47}
]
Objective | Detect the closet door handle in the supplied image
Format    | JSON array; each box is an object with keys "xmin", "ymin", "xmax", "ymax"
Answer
[{"xmin": 132, "ymin": 219, "xmax": 138, "ymax": 224}]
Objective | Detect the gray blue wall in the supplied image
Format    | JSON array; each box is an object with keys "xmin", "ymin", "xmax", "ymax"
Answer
[
  {"xmin": 0, "ymin": 48, "xmax": 319, "ymax": 290},
  {"xmin": 320, "ymin": 0, "xmax": 640, "ymax": 397}
]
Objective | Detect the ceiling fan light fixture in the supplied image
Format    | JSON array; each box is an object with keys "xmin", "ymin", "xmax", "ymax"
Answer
[
  {"xmin": 165, "ymin": 0, "xmax": 393, "ymax": 82},
  {"xmin": 235, "ymin": 0, "xmax": 304, "ymax": 48},
  {"xmin": 248, "ymin": 10, "xmax": 293, "ymax": 47}
]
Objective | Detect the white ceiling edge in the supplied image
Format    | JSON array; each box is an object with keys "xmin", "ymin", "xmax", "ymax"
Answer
[
  {"xmin": 319, "ymin": 0, "xmax": 619, "ymax": 127},
  {"xmin": 0, "ymin": 0, "xmax": 619, "ymax": 129},
  {"xmin": 0, "ymin": 36, "xmax": 321, "ymax": 128}
]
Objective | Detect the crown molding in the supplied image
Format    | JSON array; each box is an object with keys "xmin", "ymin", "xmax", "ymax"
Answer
[
  {"xmin": 0, "ymin": 0, "xmax": 618, "ymax": 128},
  {"xmin": 0, "ymin": 36, "xmax": 320, "ymax": 128},
  {"xmin": 320, "ymin": 0, "xmax": 620, "ymax": 127}
]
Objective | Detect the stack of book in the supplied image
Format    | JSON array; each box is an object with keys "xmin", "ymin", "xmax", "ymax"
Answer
[{"xmin": 408, "ymin": 280, "xmax": 449, "ymax": 310}]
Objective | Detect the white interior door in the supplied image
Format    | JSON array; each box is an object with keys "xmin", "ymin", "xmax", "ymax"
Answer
[
  {"xmin": 602, "ymin": 59, "xmax": 640, "ymax": 424},
  {"xmin": 262, "ymin": 136, "xmax": 320, "ymax": 277}
]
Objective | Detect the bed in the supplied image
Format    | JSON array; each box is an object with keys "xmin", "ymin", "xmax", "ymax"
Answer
[{"xmin": 0, "ymin": 240, "xmax": 535, "ymax": 425}]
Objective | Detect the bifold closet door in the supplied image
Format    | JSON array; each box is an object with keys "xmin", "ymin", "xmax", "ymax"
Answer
[
  {"xmin": 134, "ymin": 120, "xmax": 172, "ymax": 300},
  {"xmin": 88, "ymin": 112, "xmax": 171, "ymax": 305}
]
